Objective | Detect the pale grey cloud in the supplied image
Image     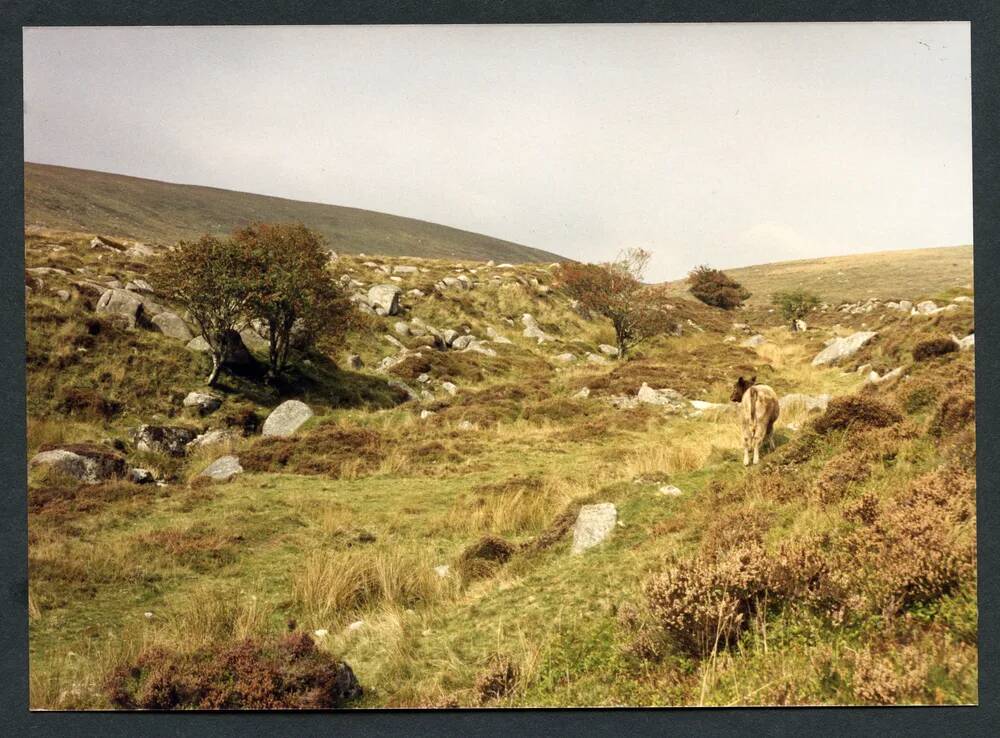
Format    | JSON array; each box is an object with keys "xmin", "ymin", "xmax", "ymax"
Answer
[{"xmin": 23, "ymin": 23, "xmax": 971, "ymax": 281}]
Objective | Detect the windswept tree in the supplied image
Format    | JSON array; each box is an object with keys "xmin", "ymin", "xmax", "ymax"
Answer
[
  {"xmin": 234, "ymin": 223, "xmax": 354, "ymax": 381},
  {"xmin": 771, "ymin": 289, "xmax": 821, "ymax": 328},
  {"xmin": 151, "ymin": 236, "xmax": 253, "ymax": 386},
  {"xmin": 557, "ymin": 248, "xmax": 676, "ymax": 359},
  {"xmin": 686, "ymin": 266, "xmax": 750, "ymax": 310}
]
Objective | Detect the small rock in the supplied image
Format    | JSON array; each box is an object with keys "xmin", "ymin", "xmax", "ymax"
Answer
[
  {"xmin": 183, "ymin": 391, "xmax": 222, "ymax": 415},
  {"xmin": 346, "ymin": 620, "xmax": 365, "ymax": 633},
  {"xmin": 198, "ymin": 455, "xmax": 243, "ymax": 482},
  {"xmin": 657, "ymin": 485, "xmax": 682, "ymax": 497},
  {"xmin": 433, "ymin": 565, "xmax": 450, "ymax": 578},
  {"xmin": 741, "ymin": 334, "xmax": 766, "ymax": 348},
  {"xmin": 420, "ymin": 410, "xmax": 435, "ymax": 420},
  {"xmin": 127, "ymin": 467, "xmax": 156, "ymax": 484},
  {"xmin": 598, "ymin": 344, "xmax": 619, "ymax": 356},
  {"xmin": 441, "ymin": 381, "xmax": 458, "ymax": 396},
  {"xmin": 314, "ymin": 629, "xmax": 329, "ymax": 639},
  {"xmin": 554, "ymin": 352, "xmax": 576, "ymax": 363},
  {"xmin": 573, "ymin": 387, "xmax": 591, "ymax": 399},
  {"xmin": 346, "ymin": 353, "xmax": 364, "ymax": 369},
  {"xmin": 458, "ymin": 420, "xmax": 476, "ymax": 431}
]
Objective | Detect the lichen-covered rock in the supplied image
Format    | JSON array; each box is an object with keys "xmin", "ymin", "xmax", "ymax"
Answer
[
  {"xmin": 367, "ymin": 284, "xmax": 402, "ymax": 316},
  {"xmin": 96, "ymin": 288, "xmax": 144, "ymax": 328},
  {"xmin": 811, "ymin": 331, "xmax": 877, "ymax": 366},
  {"xmin": 29, "ymin": 443, "xmax": 127, "ymax": 484},
  {"xmin": 151, "ymin": 311, "xmax": 193, "ymax": 341},
  {"xmin": 571, "ymin": 503, "xmax": 617, "ymax": 554},
  {"xmin": 198, "ymin": 455, "xmax": 243, "ymax": 482},
  {"xmin": 262, "ymin": 400, "xmax": 314, "ymax": 437},
  {"xmin": 133, "ymin": 425, "xmax": 198, "ymax": 456},
  {"xmin": 183, "ymin": 391, "xmax": 223, "ymax": 415}
]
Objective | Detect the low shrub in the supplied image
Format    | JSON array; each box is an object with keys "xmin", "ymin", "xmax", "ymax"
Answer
[
  {"xmin": 929, "ymin": 391, "xmax": 975, "ymax": 438},
  {"xmin": 643, "ymin": 545, "xmax": 770, "ymax": 658},
  {"xmin": 456, "ymin": 536, "xmax": 515, "ymax": 581},
  {"xmin": 813, "ymin": 395, "xmax": 902, "ymax": 435},
  {"xmin": 912, "ymin": 337, "xmax": 958, "ymax": 362},
  {"xmin": 103, "ymin": 633, "xmax": 362, "ymax": 709},
  {"xmin": 475, "ymin": 655, "xmax": 519, "ymax": 702}
]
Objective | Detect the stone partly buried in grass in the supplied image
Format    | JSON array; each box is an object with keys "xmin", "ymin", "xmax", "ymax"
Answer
[
  {"xmin": 811, "ymin": 331, "xmax": 877, "ymax": 366},
  {"xmin": 29, "ymin": 443, "xmax": 127, "ymax": 484},
  {"xmin": 262, "ymin": 400, "xmax": 314, "ymax": 437},
  {"xmin": 133, "ymin": 424, "xmax": 198, "ymax": 457},
  {"xmin": 571, "ymin": 503, "xmax": 618, "ymax": 554},
  {"xmin": 198, "ymin": 455, "xmax": 243, "ymax": 482}
]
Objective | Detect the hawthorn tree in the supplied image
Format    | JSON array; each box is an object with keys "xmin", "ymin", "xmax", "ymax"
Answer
[
  {"xmin": 557, "ymin": 248, "xmax": 676, "ymax": 359},
  {"xmin": 686, "ymin": 266, "xmax": 750, "ymax": 310},
  {"xmin": 151, "ymin": 235, "xmax": 253, "ymax": 386},
  {"xmin": 234, "ymin": 223, "xmax": 353, "ymax": 381},
  {"xmin": 771, "ymin": 289, "xmax": 821, "ymax": 327}
]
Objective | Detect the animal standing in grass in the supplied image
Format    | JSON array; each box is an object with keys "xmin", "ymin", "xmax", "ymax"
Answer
[{"xmin": 731, "ymin": 375, "xmax": 780, "ymax": 466}]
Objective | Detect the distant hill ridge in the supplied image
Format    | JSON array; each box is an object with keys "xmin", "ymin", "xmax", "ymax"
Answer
[
  {"xmin": 661, "ymin": 245, "xmax": 973, "ymax": 305},
  {"xmin": 24, "ymin": 162, "xmax": 566, "ymax": 264}
]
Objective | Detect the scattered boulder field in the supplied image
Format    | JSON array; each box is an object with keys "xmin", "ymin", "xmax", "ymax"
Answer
[{"xmin": 25, "ymin": 225, "xmax": 976, "ymax": 708}]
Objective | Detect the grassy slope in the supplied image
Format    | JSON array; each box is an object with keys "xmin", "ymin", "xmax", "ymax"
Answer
[
  {"xmin": 24, "ymin": 163, "xmax": 566, "ymax": 263},
  {"xmin": 662, "ymin": 246, "xmax": 974, "ymax": 306},
  {"xmin": 26, "ymin": 230, "xmax": 976, "ymax": 708}
]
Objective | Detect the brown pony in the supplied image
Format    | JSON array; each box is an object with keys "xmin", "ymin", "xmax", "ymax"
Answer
[{"xmin": 731, "ymin": 375, "xmax": 780, "ymax": 466}]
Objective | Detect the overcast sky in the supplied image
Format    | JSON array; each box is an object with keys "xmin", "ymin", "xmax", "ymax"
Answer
[{"xmin": 23, "ymin": 23, "xmax": 971, "ymax": 281}]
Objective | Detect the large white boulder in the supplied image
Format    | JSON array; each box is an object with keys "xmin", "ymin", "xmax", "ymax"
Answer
[
  {"xmin": 571, "ymin": 503, "xmax": 618, "ymax": 554},
  {"xmin": 262, "ymin": 400, "xmax": 314, "ymax": 437},
  {"xmin": 96, "ymin": 288, "xmax": 144, "ymax": 328},
  {"xmin": 811, "ymin": 331, "xmax": 877, "ymax": 366},
  {"xmin": 367, "ymin": 284, "xmax": 402, "ymax": 316},
  {"xmin": 151, "ymin": 311, "xmax": 193, "ymax": 341}
]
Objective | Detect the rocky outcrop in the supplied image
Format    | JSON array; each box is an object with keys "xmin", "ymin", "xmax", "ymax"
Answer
[
  {"xmin": 29, "ymin": 443, "xmax": 127, "ymax": 484},
  {"xmin": 262, "ymin": 400, "xmax": 314, "ymax": 437},
  {"xmin": 96, "ymin": 288, "xmax": 145, "ymax": 328},
  {"xmin": 133, "ymin": 425, "xmax": 198, "ymax": 456},
  {"xmin": 521, "ymin": 314, "xmax": 553, "ymax": 343},
  {"xmin": 636, "ymin": 383, "xmax": 690, "ymax": 412},
  {"xmin": 811, "ymin": 331, "xmax": 877, "ymax": 366},
  {"xmin": 151, "ymin": 311, "xmax": 193, "ymax": 341},
  {"xmin": 367, "ymin": 284, "xmax": 402, "ymax": 316}
]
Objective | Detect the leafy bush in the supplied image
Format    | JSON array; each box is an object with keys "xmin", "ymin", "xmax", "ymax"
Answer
[
  {"xmin": 104, "ymin": 633, "xmax": 362, "ymax": 709},
  {"xmin": 771, "ymin": 289, "xmax": 821, "ymax": 323},
  {"xmin": 813, "ymin": 395, "xmax": 902, "ymax": 434},
  {"xmin": 686, "ymin": 266, "xmax": 750, "ymax": 310},
  {"xmin": 557, "ymin": 249, "xmax": 678, "ymax": 358},
  {"xmin": 913, "ymin": 336, "xmax": 958, "ymax": 362}
]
